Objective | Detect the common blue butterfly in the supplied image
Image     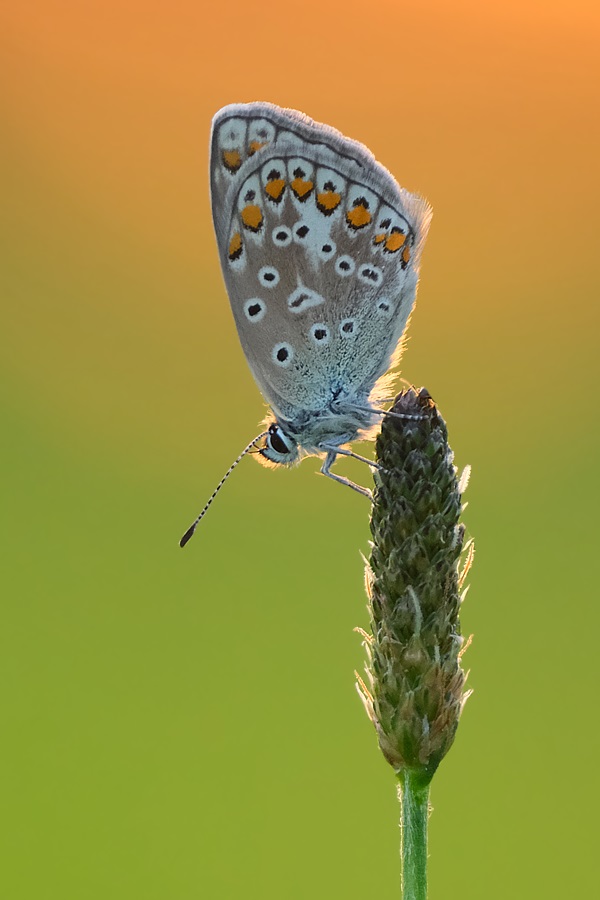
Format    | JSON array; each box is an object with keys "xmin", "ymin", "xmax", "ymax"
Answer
[{"xmin": 180, "ymin": 102, "xmax": 431, "ymax": 546}]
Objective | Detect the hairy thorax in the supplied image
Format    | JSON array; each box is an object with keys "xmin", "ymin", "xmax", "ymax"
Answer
[{"xmin": 277, "ymin": 399, "xmax": 380, "ymax": 458}]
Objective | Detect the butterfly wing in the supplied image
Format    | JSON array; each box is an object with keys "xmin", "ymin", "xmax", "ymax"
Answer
[{"xmin": 209, "ymin": 102, "xmax": 432, "ymax": 423}]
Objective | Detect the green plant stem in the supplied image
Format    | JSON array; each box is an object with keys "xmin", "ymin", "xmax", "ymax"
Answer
[{"xmin": 397, "ymin": 769, "xmax": 430, "ymax": 900}]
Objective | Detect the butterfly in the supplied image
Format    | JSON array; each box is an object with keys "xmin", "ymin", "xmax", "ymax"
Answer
[{"xmin": 180, "ymin": 102, "xmax": 431, "ymax": 546}]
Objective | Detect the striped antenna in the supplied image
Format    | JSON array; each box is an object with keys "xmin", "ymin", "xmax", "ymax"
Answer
[{"xmin": 179, "ymin": 431, "xmax": 268, "ymax": 548}]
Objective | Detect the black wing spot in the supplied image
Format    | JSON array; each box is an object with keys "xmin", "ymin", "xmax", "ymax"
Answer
[
  {"xmin": 290, "ymin": 292, "xmax": 309, "ymax": 309},
  {"xmin": 361, "ymin": 266, "xmax": 380, "ymax": 283}
]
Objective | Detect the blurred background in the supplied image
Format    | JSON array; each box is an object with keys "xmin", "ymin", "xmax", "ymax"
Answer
[{"xmin": 2, "ymin": 2, "xmax": 599, "ymax": 897}]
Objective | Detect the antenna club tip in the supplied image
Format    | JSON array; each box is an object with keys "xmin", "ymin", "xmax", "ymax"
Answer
[
  {"xmin": 179, "ymin": 526, "xmax": 195, "ymax": 548},
  {"xmin": 178, "ymin": 430, "xmax": 267, "ymax": 549}
]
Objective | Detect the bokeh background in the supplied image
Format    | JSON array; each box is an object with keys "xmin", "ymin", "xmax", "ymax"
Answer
[{"xmin": 2, "ymin": 2, "xmax": 599, "ymax": 897}]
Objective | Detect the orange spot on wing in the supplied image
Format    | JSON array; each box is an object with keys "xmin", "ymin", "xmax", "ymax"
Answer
[
  {"xmin": 346, "ymin": 205, "xmax": 371, "ymax": 229},
  {"xmin": 385, "ymin": 232, "xmax": 406, "ymax": 253},
  {"xmin": 241, "ymin": 204, "xmax": 263, "ymax": 232},
  {"xmin": 228, "ymin": 232, "xmax": 243, "ymax": 261},
  {"xmin": 265, "ymin": 178, "xmax": 285, "ymax": 201},
  {"xmin": 316, "ymin": 190, "xmax": 341, "ymax": 214},
  {"xmin": 373, "ymin": 232, "xmax": 387, "ymax": 245},
  {"xmin": 402, "ymin": 245, "xmax": 411, "ymax": 265},
  {"xmin": 291, "ymin": 177, "xmax": 314, "ymax": 200},
  {"xmin": 222, "ymin": 149, "xmax": 242, "ymax": 173},
  {"xmin": 248, "ymin": 140, "xmax": 267, "ymax": 155}
]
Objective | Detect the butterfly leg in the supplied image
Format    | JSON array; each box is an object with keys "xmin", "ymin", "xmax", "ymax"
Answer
[
  {"xmin": 348, "ymin": 402, "xmax": 424, "ymax": 423},
  {"xmin": 320, "ymin": 449, "xmax": 373, "ymax": 500},
  {"xmin": 319, "ymin": 442, "xmax": 383, "ymax": 471}
]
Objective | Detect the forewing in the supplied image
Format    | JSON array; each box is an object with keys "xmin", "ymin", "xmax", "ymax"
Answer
[{"xmin": 209, "ymin": 103, "xmax": 432, "ymax": 418}]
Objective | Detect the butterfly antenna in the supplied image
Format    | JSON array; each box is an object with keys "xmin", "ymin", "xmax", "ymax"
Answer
[{"xmin": 179, "ymin": 431, "xmax": 267, "ymax": 548}]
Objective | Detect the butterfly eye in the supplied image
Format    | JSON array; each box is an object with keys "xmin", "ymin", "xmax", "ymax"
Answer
[
  {"xmin": 260, "ymin": 424, "xmax": 298, "ymax": 464},
  {"xmin": 268, "ymin": 425, "xmax": 293, "ymax": 455}
]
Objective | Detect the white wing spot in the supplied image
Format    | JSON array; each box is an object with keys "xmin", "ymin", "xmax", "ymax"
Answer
[
  {"xmin": 243, "ymin": 298, "xmax": 267, "ymax": 323},
  {"xmin": 310, "ymin": 323, "xmax": 330, "ymax": 345},
  {"xmin": 248, "ymin": 119, "xmax": 276, "ymax": 150},
  {"xmin": 287, "ymin": 287, "xmax": 325, "ymax": 314},
  {"xmin": 258, "ymin": 266, "xmax": 280, "ymax": 288},
  {"xmin": 335, "ymin": 255, "xmax": 355, "ymax": 277},
  {"xmin": 218, "ymin": 119, "xmax": 247, "ymax": 149},
  {"xmin": 272, "ymin": 225, "xmax": 292, "ymax": 247},
  {"xmin": 318, "ymin": 241, "xmax": 336, "ymax": 261},
  {"xmin": 376, "ymin": 297, "xmax": 393, "ymax": 316},
  {"xmin": 272, "ymin": 342, "xmax": 294, "ymax": 367},
  {"xmin": 358, "ymin": 264, "xmax": 383, "ymax": 286}
]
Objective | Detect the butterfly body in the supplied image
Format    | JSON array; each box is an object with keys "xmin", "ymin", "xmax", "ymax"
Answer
[{"xmin": 210, "ymin": 102, "xmax": 432, "ymax": 480}]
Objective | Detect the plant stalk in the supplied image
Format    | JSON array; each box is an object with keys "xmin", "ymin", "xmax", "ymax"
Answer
[{"xmin": 398, "ymin": 769, "xmax": 430, "ymax": 900}]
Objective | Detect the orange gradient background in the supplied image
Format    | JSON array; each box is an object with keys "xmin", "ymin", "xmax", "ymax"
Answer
[{"xmin": 2, "ymin": 3, "xmax": 599, "ymax": 898}]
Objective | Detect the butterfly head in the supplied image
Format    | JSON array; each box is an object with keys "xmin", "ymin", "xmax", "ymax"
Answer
[{"xmin": 258, "ymin": 422, "xmax": 299, "ymax": 467}]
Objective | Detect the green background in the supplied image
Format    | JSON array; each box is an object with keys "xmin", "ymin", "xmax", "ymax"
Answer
[{"xmin": 2, "ymin": 2, "xmax": 599, "ymax": 897}]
